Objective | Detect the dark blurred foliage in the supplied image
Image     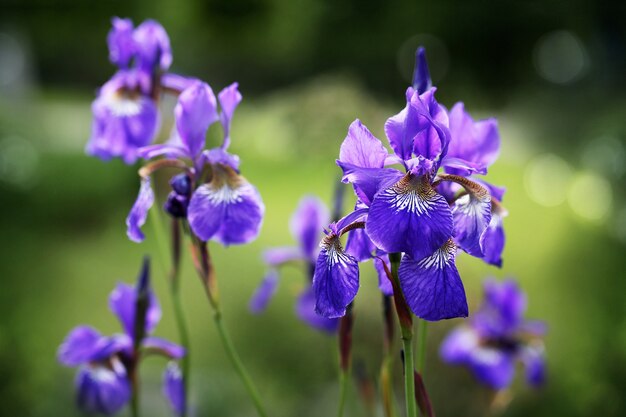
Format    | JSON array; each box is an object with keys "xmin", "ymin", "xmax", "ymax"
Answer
[{"xmin": 2, "ymin": 0, "xmax": 625, "ymax": 101}]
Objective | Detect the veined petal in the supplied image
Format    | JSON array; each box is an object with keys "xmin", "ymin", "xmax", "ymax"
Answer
[
  {"xmin": 366, "ymin": 174, "xmax": 453, "ymax": 260},
  {"xmin": 163, "ymin": 362, "xmax": 186, "ymax": 416},
  {"xmin": 249, "ymin": 269, "xmax": 279, "ymax": 314},
  {"xmin": 296, "ymin": 287, "xmax": 340, "ymax": 333},
  {"xmin": 398, "ymin": 240, "xmax": 468, "ymax": 321},
  {"xmin": 126, "ymin": 178, "xmax": 154, "ymax": 243},
  {"xmin": 312, "ymin": 236, "xmax": 360, "ymax": 318},
  {"xmin": 175, "ymin": 81, "xmax": 218, "ymax": 158},
  {"xmin": 109, "ymin": 282, "xmax": 161, "ymax": 338},
  {"xmin": 440, "ymin": 326, "xmax": 479, "ymax": 364},
  {"xmin": 339, "ymin": 119, "xmax": 388, "ymax": 169},
  {"xmin": 467, "ymin": 347, "xmax": 516, "ymax": 390},
  {"xmin": 218, "ymin": 82, "xmax": 242, "ymax": 150},
  {"xmin": 76, "ymin": 361, "xmax": 131, "ymax": 415},
  {"xmin": 345, "ymin": 227, "xmax": 376, "ymax": 262},
  {"xmin": 336, "ymin": 162, "xmax": 404, "ymax": 206},
  {"xmin": 290, "ymin": 196, "xmax": 329, "ymax": 260},
  {"xmin": 143, "ymin": 337, "xmax": 185, "ymax": 359},
  {"xmin": 187, "ymin": 165, "xmax": 264, "ymax": 245},
  {"xmin": 452, "ymin": 193, "xmax": 492, "ymax": 257},
  {"xmin": 58, "ymin": 326, "xmax": 103, "ymax": 366}
]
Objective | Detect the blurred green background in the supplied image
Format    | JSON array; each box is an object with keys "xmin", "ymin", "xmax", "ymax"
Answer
[{"xmin": 1, "ymin": 0, "xmax": 625, "ymax": 416}]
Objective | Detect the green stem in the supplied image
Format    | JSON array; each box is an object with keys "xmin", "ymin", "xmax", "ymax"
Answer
[
  {"xmin": 130, "ymin": 363, "xmax": 140, "ymax": 417},
  {"xmin": 401, "ymin": 334, "xmax": 417, "ymax": 417},
  {"xmin": 213, "ymin": 311, "xmax": 268, "ymax": 417},
  {"xmin": 389, "ymin": 253, "xmax": 416, "ymax": 417},
  {"xmin": 336, "ymin": 369, "xmax": 349, "ymax": 417}
]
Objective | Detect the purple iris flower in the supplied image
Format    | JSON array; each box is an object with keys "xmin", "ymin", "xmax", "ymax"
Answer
[
  {"xmin": 313, "ymin": 47, "xmax": 507, "ymax": 321},
  {"xmin": 127, "ymin": 80, "xmax": 264, "ymax": 246},
  {"xmin": 440, "ymin": 278, "xmax": 547, "ymax": 390},
  {"xmin": 86, "ymin": 18, "xmax": 172, "ymax": 164},
  {"xmin": 249, "ymin": 196, "xmax": 339, "ymax": 332},
  {"xmin": 57, "ymin": 259, "xmax": 185, "ymax": 415}
]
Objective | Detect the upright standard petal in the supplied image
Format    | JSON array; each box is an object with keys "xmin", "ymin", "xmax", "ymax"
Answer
[
  {"xmin": 290, "ymin": 196, "xmax": 329, "ymax": 260},
  {"xmin": 58, "ymin": 326, "xmax": 103, "ymax": 366},
  {"xmin": 445, "ymin": 102, "xmax": 500, "ymax": 175},
  {"xmin": 218, "ymin": 82, "xmax": 242, "ymax": 150},
  {"xmin": 175, "ymin": 82, "xmax": 219, "ymax": 158},
  {"xmin": 163, "ymin": 362, "xmax": 186, "ymax": 416},
  {"xmin": 249, "ymin": 269, "xmax": 280, "ymax": 314},
  {"xmin": 384, "ymin": 91, "xmax": 422, "ymax": 162},
  {"xmin": 410, "ymin": 88, "xmax": 450, "ymax": 164},
  {"xmin": 187, "ymin": 165, "xmax": 264, "ymax": 245},
  {"xmin": 76, "ymin": 362, "xmax": 131, "ymax": 415},
  {"xmin": 126, "ymin": 178, "xmax": 154, "ymax": 243},
  {"xmin": 366, "ymin": 174, "xmax": 453, "ymax": 260},
  {"xmin": 339, "ymin": 119, "xmax": 388, "ymax": 169},
  {"xmin": 398, "ymin": 240, "xmax": 468, "ymax": 321},
  {"xmin": 109, "ymin": 282, "xmax": 162, "ymax": 338},
  {"xmin": 133, "ymin": 19, "xmax": 172, "ymax": 71},
  {"xmin": 107, "ymin": 17, "xmax": 135, "ymax": 68},
  {"xmin": 296, "ymin": 287, "xmax": 339, "ymax": 333},
  {"xmin": 312, "ymin": 236, "xmax": 360, "ymax": 318}
]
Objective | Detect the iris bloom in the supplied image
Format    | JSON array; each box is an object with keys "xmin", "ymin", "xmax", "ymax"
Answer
[
  {"xmin": 440, "ymin": 278, "xmax": 546, "ymax": 389},
  {"xmin": 126, "ymin": 80, "xmax": 264, "ymax": 245},
  {"xmin": 313, "ymin": 48, "xmax": 506, "ymax": 321},
  {"xmin": 86, "ymin": 18, "xmax": 172, "ymax": 164},
  {"xmin": 57, "ymin": 259, "xmax": 185, "ymax": 415}
]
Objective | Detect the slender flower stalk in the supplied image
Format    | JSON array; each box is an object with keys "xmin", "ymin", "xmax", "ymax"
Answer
[
  {"xmin": 380, "ymin": 295, "xmax": 397, "ymax": 417},
  {"xmin": 336, "ymin": 303, "xmax": 354, "ymax": 417},
  {"xmin": 190, "ymin": 238, "xmax": 268, "ymax": 417}
]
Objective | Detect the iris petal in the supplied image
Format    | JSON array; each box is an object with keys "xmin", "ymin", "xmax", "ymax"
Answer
[
  {"xmin": 76, "ymin": 362, "xmax": 131, "ymax": 415},
  {"xmin": 126, "ymin": 178, "xmax": 154, "ymax": 243},
  {"xmin": 143, "ymin": 336, "xmax": 185, "ymax": 359},
  {"xmin": 468, "ymin": 347, "xmax": 515, "ymax": 390},
  {"xmin": 163, "ymin": 362, "xmax": 186, "ymax": 416},
  {"xmin": 290, "ymin": 196, "xmax": 329, "ymax": 260},
  {"xmin": 339, "ymin": 119, "xmax": 388, "ymax": 169},
  {"xmin": 439, "ymin": 326, "xmax": 479, "ymax": 364},
  {"xmin": 109, "ymin": 282, "xmax": 161, "ymax": 338},
  {"xmin": 398, "ymin": 240, "xmax": 468, "ymax": 321},
  {"xmin": 312, "ymin": 238, "xmax": 360, "ymax": 318},
  {"xmin": 187, "ymin": 166, "xmax": 264, "ymax": 245},
  {"xmin": 452, "ymin": 192, "xmax": 492, "ymax": 257},
  {"xmin": 249, "ymin": 269, "xmax": 279, "ymax": 314},
  {"xmin": 175, "ymin": 81, "xmax": 218, "ymax": 158},
  {"xmin": 366, "ymin": 174, "xmax": 453, "ymax": 260},
  {"xmin": 296, "ymin": 287, "xmax": 340, "ymax": 333}
]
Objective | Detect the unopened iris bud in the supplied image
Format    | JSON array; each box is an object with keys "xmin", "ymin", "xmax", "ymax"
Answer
[
  {"xmin": 164, "ymin": 192, "xmax": 189, "ymax": 218},
  {"xmin": 412, "ymin": 46, "xmax": 432, "ymax": 94},
  {"xmin": 170, "ymin": 173, "xmax": 192, "ymax": 196}
]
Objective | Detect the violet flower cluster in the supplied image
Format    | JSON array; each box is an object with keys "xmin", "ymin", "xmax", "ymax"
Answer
[
  {"xmin": 57, "ymin": 259, "xmax": 185, "ymax": 415},
  {"xmin": 312, "ymin": 48, "xmax": 508, "ymax": 322},
  {"xmin": 440, "ymin": 278, "xmax": 546, "ymax": 389}
]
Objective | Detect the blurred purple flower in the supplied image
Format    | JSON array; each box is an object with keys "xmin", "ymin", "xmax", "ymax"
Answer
[
  {"xmin": 57, "ymin": 259, "xmax": 185, "ymax": 415},
  {"xmin": 314, "ymin": 47, "xmax": 506, "ymax": 321},
  {"xmin": 249, "ymin": 196, "xmax": 339, "ymax": 332},
  {"xmin": 440, "ymin": 278, "xmax": 547, "ymax": 390}
]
